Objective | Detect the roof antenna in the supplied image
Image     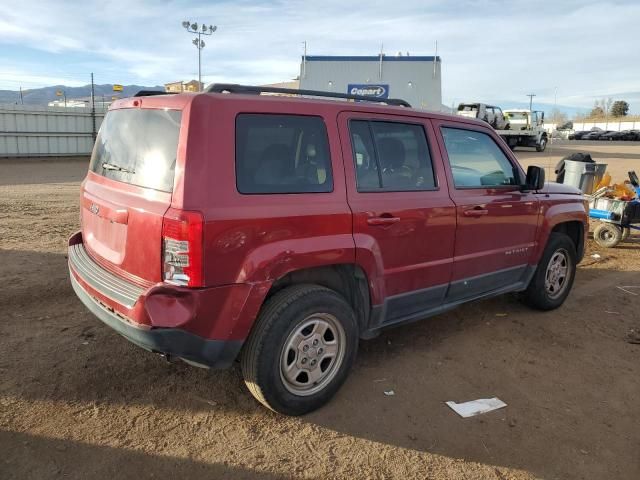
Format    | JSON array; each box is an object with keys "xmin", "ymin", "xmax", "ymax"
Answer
[{"xmin": 379, "ymin": 43, "xmax": 384, "ymax": 80}]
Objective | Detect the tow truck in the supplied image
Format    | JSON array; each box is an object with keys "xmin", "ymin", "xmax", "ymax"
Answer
[
  {"xmin": 498, "ymin": 109, "xmax": 548, "ymax": 152},
  {"xmin": 456, "ymin": 104, "xmax": 549, "ymax": 152}
]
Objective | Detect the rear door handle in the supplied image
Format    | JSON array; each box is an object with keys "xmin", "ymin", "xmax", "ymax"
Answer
[
  {"xmin": 463, "ymin": 207, "xmax": 489, "ymax": 217},
  {"xmin": 367, "ymin": 216, "xmax": 401, "ymax": 226}
]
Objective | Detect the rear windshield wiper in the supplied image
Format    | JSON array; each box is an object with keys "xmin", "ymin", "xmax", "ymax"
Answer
[{"xmin": 102, "ymin": 162, "xmax": 135, "ymax": 174}]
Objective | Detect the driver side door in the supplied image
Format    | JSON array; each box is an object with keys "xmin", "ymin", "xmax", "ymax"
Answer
[{"xmin": 433, "ymin": 121, "xmax": 540, "ymax": 301}]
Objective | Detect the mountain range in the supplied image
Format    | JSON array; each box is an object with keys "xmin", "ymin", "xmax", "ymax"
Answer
[{"xmin": 0, "ymin": 84, "xmax": 164, "ymax": 106}]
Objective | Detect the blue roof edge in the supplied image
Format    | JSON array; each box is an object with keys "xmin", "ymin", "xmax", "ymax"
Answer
[{"xmin": 303, "ymin": 55, "xmax": 441, "ymax": 62}]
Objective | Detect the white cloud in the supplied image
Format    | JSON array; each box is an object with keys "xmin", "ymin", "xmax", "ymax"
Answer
[{"xmin": 0, "ymin": 0, "xmax": 639, "ymax": 111}]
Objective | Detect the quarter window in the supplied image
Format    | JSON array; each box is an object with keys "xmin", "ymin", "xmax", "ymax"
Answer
[
  {"xmin": 441, "ymin": 127, "xmax": 519, "ymax": 188},
  {"xmin": 349, "ymin": 120, "xmax": 436, "ymax": 191},
  {"xmin": 235, "ymin": 114, "xmax": 333, "ymax": 194}
]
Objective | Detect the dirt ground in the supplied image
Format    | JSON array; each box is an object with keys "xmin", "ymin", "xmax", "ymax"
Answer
[{"xmin": 1, "ymin": 144, "xmax": 639, "ymax": 480}]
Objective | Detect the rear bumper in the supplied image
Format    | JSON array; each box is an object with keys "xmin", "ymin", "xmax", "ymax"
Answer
[
  {"xmin": 67, "ymin": 232, "xmax": 268, "ymax": 368},
  {"xmin": 70, "ymin": 273, "xmax": 242, "ymax": 368}
]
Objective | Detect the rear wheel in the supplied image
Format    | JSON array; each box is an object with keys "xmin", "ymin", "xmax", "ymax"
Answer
[
  {"xmin": 522, "ymin": 233, "xmax": 577, "ymax": 310},
  {"xmin": 241, "ymin": 284, "xmax": 358, "ymax": 415},
  {"xmin": 593, "ymin": 223, "xmax": 623, "ymax": 248}
]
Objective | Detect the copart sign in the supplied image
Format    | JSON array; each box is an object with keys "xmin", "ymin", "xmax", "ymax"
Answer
[{"xmin": 347, "ymin": 84, "xmax": 389, "ymax": 99}]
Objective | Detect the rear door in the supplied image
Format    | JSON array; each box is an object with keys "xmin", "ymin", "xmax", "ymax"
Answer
[
  {"xmin": 433, "ymin": 120, "xmax": 539, "ymax": 300},
  {"xmin": 81, "ymin": 107, "xmax": 182, "ymax": 284},
  {"xmin": 338, "ymin": 112, "xmax": 456, "ymax": 325}
]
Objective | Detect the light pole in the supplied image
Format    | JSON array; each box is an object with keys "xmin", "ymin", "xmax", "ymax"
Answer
[{"xmin": 182, "ymin": 21, "xmax": 217, "ymax": 92}]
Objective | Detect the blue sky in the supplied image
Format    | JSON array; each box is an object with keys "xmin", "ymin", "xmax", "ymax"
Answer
[{"xmin": 1, "ymin": 0, "xmax": 639, "ymax": 112}]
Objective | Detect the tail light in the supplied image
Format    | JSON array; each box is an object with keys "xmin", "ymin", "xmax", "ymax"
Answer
[{"xmin": 162, "ymin": 208, "xmax": 204, "ymax": 287}]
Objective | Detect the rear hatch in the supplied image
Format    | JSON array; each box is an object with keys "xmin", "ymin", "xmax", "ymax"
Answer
[{"xmin": 81, "ymin": 107, "xmax": 182, "ymax": 285}]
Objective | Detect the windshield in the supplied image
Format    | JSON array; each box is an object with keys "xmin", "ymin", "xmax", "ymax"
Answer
[
  {"xmin": 458, "ymin": 104, "xmax": 478, "ymax": 112},
  {"xmin": 89, "ymin": 108, "xmax": 182, "ymax": 192}
]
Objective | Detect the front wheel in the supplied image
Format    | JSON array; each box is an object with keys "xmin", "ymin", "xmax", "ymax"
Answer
[
  {"xmin": 536, "ymin": 137, "xmax": 547, "ymax": 152},
  {"xmin": 521, "ymin": 233, "xmax": 577, "ymax": 310},
  {"xmin": 241, "ymin": 284, "xmax": 358, "ymax": 415}
]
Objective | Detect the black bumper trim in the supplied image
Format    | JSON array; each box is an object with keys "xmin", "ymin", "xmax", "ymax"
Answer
[{"xmin": 70, "ymin": 272, "xmax": 242, "ymax": 369}]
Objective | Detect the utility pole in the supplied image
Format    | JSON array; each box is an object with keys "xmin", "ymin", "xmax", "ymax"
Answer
[
  {"xmin": 527, "ymin": 93, "xmax": 536, "ymax": 112},
  {"xmin": 182, "ymin": 21, "xmax": 217, "ymax": 92},
  {"xmin": 433, "ymin": 40, "xmax": 438, "ymax": 78},
  {"xmin": 91, "ymin": 73, "xmax": 96, "ymax": 140},
  {"xmin": 19, "ymin": 87, "xmax": 23, "ymax": 105},
  {"xmin": 302, "ymin": 41, "xmax": 307, "ymax": 79}
]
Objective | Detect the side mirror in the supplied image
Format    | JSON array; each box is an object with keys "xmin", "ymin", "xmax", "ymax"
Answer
[{"xmin": 524, "ymin": 165, "xmax": 545, "ymax": 191}]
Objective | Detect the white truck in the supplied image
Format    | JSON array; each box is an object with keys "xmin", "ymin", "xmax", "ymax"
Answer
[
  {"xmin": 498, "ymin": 109, "xmax": 548, "ymax": 152},
  {"xmin": 456, "ymin": 104, "xmax": 548, "ymax": 152}
]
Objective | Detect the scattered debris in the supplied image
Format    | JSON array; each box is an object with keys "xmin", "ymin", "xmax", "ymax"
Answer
[
  {"xmin": 495, "ymin": 313, "xmax": 508, "ymax": 317},
  {"xmin": 617, "ymin": 286, "xmax": 640, "ymax": 296},
  {"xmin": 373, "ymin": 378, "xmax": 387, "ymax": 383},
  {"xmin": 605, "ymin": 311, "xmax": 620, "ymax": 314},
  {"xmin": 446, "ymin": 397, "xmax": 507, "ymax": 418},
  {"xmin": 626, "ymin": 328, "xmax": 640, "ymax": 345},
  {"xmin": 193, "ymin": 396, "xmax": 218, "ymax": 407},
  {"xmin": 383, "ymin": 390, "xmax": 395, "ymax": 396},
  {"xmin": 591, "ymin": 253, "xmax": 601, "ymax": 259},
  {"xmin": 81, "ymin": 341, "xmax": 89, "ymax": 345}
]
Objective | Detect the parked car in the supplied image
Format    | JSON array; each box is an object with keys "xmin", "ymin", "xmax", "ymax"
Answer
[
  {"xmin": 456, "ymin": 103, "xmax": 510, "ymax": 130},
  {"xmin": 583, "ymin": 130, "xmax": 612, "ymax": 140},
  {"xmin": 600, "ymin": 131, "xmax": 625, "ymax": 141},
  {"xmin": 68, "ymin": 84, "xmax": 588, "ymax": 415},
  {"xmin": 568, "ymin": 130, "xmax": 589, "ymax": 140},
  {"xmin": 621, "ymin": 130, "xmax": 640, "ymax": 141}
]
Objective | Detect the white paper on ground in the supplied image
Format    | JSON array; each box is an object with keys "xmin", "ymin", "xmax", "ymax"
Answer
[{"xmin": 445, "ymin": 398, "xmax": 507, "ymax": 418}]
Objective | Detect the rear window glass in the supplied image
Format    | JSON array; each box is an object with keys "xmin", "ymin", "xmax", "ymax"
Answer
[
  {"xmin": 235, "ymin": 114, "xmax": 333, "ymax": 194},
  {"xmin": 89, "ymin": 108, "xmax": 182, "ymax": 192}
]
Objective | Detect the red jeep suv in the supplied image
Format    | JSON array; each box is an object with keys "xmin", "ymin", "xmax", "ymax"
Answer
[{"xmin": 69, "ymin": 84, "xmax": 588, "ymax": 415}]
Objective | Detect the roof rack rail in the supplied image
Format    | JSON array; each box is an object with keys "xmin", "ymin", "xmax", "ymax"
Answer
[
  {"xmin": 206, "ymin": 83, "xmax": 412, "ymax": 107},
  {"xmin": 134, "ymin": 90, "xmax": 171, "ymax": 97}
]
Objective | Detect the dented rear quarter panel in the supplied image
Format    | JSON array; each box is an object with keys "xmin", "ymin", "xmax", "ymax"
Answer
[{"xmin": 180, "ymin": 95, "xmax": 356, "ymax": 290}]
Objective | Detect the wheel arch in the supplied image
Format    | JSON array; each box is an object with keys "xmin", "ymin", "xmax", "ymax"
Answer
[
  {"xmin": 551, "ymin": 220, "xmax": 585, "ymax": 261},
  {"xmin": 267, "ymin": 264, "xmax": 372, "ymax": 337}
]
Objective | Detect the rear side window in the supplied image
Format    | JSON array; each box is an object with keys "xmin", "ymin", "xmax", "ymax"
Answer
[
  {"xmin": 441, "ymin": 127, "xmax": 518, "ymax": 188},
  {"xmin": 235, "ymin": 114, "xmax": 333, "ymax": 194},
  {"xmin": 90, "ymin": 109, "xmax": 182, "ymax": 192},
  {"xmin": 349, "ymin": 120, "xmax": 435, "ymax": 191}
]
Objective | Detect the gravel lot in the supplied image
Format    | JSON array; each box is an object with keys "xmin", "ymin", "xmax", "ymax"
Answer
[{"xmin": 1, "ymin": 144, "xmax": 639, "ymax": 480}]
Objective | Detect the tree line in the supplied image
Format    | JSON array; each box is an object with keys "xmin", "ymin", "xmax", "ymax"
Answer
[{"xmin": 589, "ymin": 99, "xmax": 630, "ymax": 118}]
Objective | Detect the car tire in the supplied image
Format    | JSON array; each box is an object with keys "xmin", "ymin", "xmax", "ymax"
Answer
[
  {"xmin": 241, "ymin": 284, "xmax": 358, "ymax": 416},
  {"xmin": 536, "ymin": 137, "xmax": 547, "ymax": 152},
  {"xmin": 521, "ymin": 233, "xmax": 577, "ymax": 311},
  {"xmin": 593, "ymin": 223, "xmax": 623, "ymax": 248}
]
